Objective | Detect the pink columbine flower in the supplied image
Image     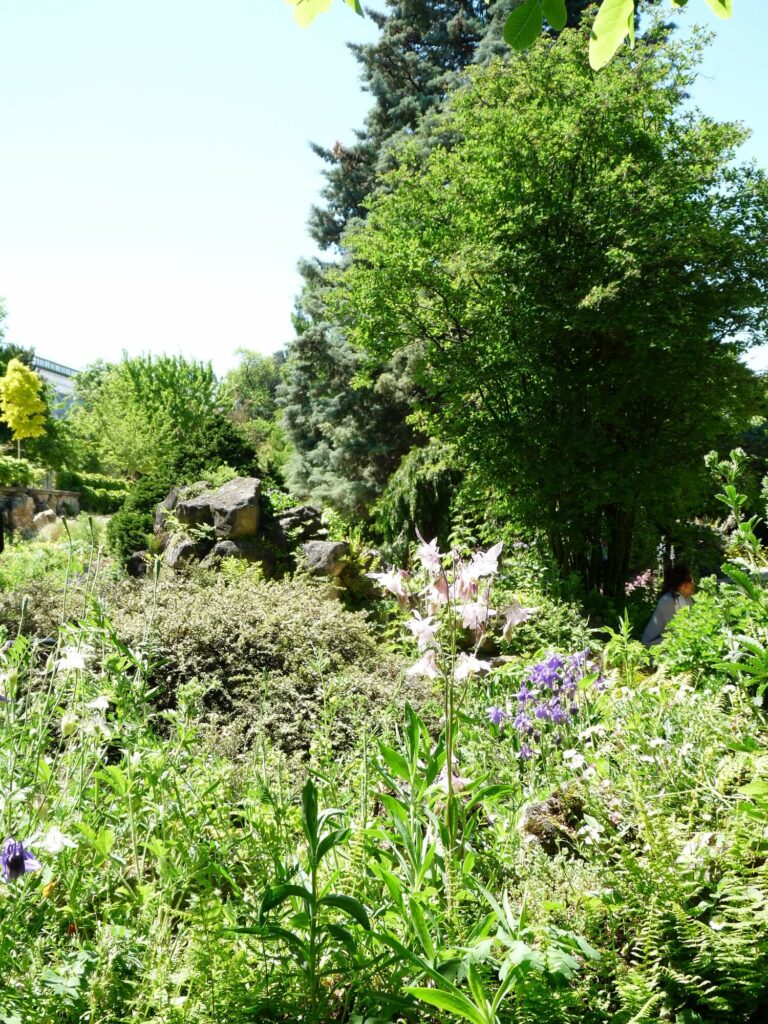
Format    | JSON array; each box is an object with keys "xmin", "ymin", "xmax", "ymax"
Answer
[
  {"xmin": 405, "ymin": 611, "xmax": 438, "ymax": 651},
  {"xmin": 461, "ymin": 600, "xmax": 493, "ymax": 632},
  {"xmin": 502, "ymin": 600, "xmax": 539, "ymax": 638},
  {"xmin": 415, "ymin": 531, "xmax": 442, "ymax": 576},
  {"xmin": 454, "ymin": 653, "xmax": 491, "ymax": 681},
  {"xmin": 466, "ymin": 542, "xmax": 504, "ymax": 581},
  {"xmin": 367, "ymin": 567, "xmax": 410, "ymax": 608},
  {"xmin": 406, "ymin": 650, "xmax": 441, "ymax": 680}
]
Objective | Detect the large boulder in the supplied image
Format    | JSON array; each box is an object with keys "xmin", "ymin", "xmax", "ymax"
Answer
[
  {"xmin": 174, "ymin": 477, "xmax": 261, "ymax": 540},
  {"xmin": 154, "ymin": 487, "xmax": 181, "ymax": 534},
  {"xmin": 7, "ymin": 494, "xmax": 35, "ymax": 536},
  {"xmin": 165, "ymin": 534, "xmax": 213, "ymax": 569},
  {"xmin": 301, "ymin": 540, "xmax": 349, "ymax": 578},
  {"xmin": 207, "ymin": 538, "xmax": 277, "ymax": 577}
]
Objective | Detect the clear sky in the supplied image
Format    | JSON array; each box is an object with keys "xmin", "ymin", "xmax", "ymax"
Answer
[{"xmin": 0, "ymin": 1, "xmax": 765, "ymax": 376}]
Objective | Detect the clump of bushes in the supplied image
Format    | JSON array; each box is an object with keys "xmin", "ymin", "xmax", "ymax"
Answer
[
  {"xmin": 56, "ymin": 468, "xmax": 130, "ymax": 514},
  {"xmin": 107, "ymin": 567, "xmax": 423, "ymax": 755},
  {"xmin": 0, "ymin": 454, "xmax": 41, "ymax": 487}
]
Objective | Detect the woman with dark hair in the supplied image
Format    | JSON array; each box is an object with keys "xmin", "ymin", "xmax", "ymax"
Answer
[{"xmin": 641, "ymin": 563, "xmax": 695, "ymax": 647}]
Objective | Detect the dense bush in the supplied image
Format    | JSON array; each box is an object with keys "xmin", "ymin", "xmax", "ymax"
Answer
[
  {"xmin": 0, "ymin": 454, "xmax": 40, "ymax": 486},
  {"xmin": 108, "ymin": 567, "xmax": 421, "ymax": 755}
]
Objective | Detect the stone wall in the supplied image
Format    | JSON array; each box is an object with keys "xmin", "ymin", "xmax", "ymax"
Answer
[{"xmin": 0, "ymin": 487, "xmax": 80, "ymax": 536}]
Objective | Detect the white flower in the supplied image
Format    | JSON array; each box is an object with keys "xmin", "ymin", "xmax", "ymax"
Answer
[
  {"xmin": 502, "ymin": 600, "xmax": 539, "ymax": 637},
  {"xmin": 461, "ymin": 601, "xmax": 493, "ymax": 632},
  {"xmin": 55, "ymin": 647, "xmax": 87, "ymax": 673},
  {"xmin": 405, "ymin": 612, "xmax": 438, "ymax": 652},
  {"xmin": 86, "ymin": 696, "xmax": 110, "ymax": 713},
  {"xmin": 563, "ymin": 749, "xmax": 586, "ymax": 770},
  {"xmin": 415, "ymin": 533, "xmax": 442, "ymax": 575},
  {"xmin": 453, "ymin": 653, "xmax": 491, "ymax": 681},
  {"xmin": 406, "ymin": 650, "xmax": 441, "ymax": 680},
  {"xmin": 465, "ymin": 542, "xmax": 503, "ymax": 581},
  {"xmin": 60, "ymin": 713, "xmax": 78, "ymax": 738},
  {"xmin": 367, "ymin": 568, "xmax": 410, "ymax": 607},
  {"xmin": 35, "ymin": 826, "xmax": 77, "ymax": 855}
]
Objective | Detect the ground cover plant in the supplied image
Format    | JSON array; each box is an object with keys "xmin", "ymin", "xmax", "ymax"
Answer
[{"xmin": 0, "ymin": 521, "xmax": 767, "ymax": 1022}]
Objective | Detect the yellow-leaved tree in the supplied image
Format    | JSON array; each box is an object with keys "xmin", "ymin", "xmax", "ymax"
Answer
[{"xmin": 0, "ymin": 358, "xmax": 47, "ymax": 458}]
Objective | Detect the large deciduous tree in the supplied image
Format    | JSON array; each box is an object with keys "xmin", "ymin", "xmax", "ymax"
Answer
[{"xmin": 334, "ymin": 25, "xmax": 768, "ymax": 594}]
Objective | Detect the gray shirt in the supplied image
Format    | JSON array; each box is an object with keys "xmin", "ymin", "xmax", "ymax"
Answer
[{"xmin": 641, "ymin": 592, "xmax": 693, "ymax": 647}]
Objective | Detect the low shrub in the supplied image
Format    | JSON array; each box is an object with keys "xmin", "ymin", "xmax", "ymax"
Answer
[{"xmin": 0, "ymin": 454, "xmax": 41, "ymax": 487}]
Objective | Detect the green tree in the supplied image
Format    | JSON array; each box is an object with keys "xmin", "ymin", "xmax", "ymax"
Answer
[
  {"xmin": 334, "ymin": 25, "xmax": 768, "ymax": 594},
  {"xmin": 0, "ymin": 358, "xmax": 47, "ymax": 458},
  {"xmin": 68, "ymin": 354, "xmax": 219, "ymax": 478}
]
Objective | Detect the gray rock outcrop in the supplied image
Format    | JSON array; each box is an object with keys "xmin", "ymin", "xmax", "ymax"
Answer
[{"xmin": 301, "ymin": 540, "xmax": 350, "ymax": 578}]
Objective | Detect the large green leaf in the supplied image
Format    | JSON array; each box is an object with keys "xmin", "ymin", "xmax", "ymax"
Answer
[
  {"xmin": 319, "ymin": 894, "xmax": 371, "ymax": 930},
  {"xmin": 589, "ymin": 0, "xmax": 635, "ymax": 69},
  {"xmin": 260, "ymin": 883, "xmax": 312, "ymax": 919},
  {"xmin": 301, "ymin": 777, "xmax": 319, "ymax": 848},
  {"xmin": 316, "ymin": 828, "xmax": 351, "ymax": 863},
  {"xmin": 503, "ymin": 0, "xmax": 543, "ymax": 50},
  {"xmin": 343, "ymin": 0, "xmax": 364, "ymax": 13},
  {"xmin": 405, "ymin": 987, "xmax": 488, "ymax": 1024},
  {"xmin": 378, "ymin": 741, "xmax": 411, "ymax": 782},
  {"xmin": 541, "ymin": 0, "xmax": 567, "ymax": 31},
  {"xmin": 704, "ymin": 0, "xmax": 732, "ymax": 17}
]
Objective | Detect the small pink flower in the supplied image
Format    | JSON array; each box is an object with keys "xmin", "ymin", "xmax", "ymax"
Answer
[
  {"xmin": 406, "ymin": 649, "xmax": 441, "ymax": 680},
  {"xmin": 405, "ymin": 611, "xmax": 438, "ymax": 651}
]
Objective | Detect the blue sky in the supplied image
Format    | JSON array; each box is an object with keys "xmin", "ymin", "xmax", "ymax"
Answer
[{"xmin": 0, "ymin": 1, "xmax": 765, "ymax": 376}]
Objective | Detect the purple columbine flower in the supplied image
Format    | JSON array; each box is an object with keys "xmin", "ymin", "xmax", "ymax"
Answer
[
  {"xmin": 517, "ymin": 743, "xmax": 534, "ymax": 760},
  {"xmin": 569, "ymin": 703, "xmax": 579, "ymax": 717},
  {"xmin": 517, "ymin": 683, "xmax": 534, "ymax": 704},
  {"xmin": 486, "ymin": 705, "xmax": 508, "ymax": 727},
  {"xmin": 534, "ymin": 702, "xmax": 551, "ymax": 721},
  {"xmin": 513, "ymin": 712, "xmax": 532, "ymax": 734},
  {"xmin": 1, "ymin": 838, "xmax": 42, "ymax": 883},
  {"xmin": 549, "ymin": 701, "xmax": 569, "ymax": 725}
]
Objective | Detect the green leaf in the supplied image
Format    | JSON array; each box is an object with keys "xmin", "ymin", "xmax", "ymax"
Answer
[
  {"xmin": 541, "ymin": 0, "xmax": 567, "ymax": 31},
  {"xmin": 316, "ymin": 827, "xmax": 351, "ymax": 863},
  {"xmin": 405, "ymin": 987, "xmax": 488, "ymax": 1024},
  {"xmin": 322, "ymin": 921, "xmax": 359, "ymax": 954},
  {"xmin": 378, "ymin": 741, "xmax": 411, "ymax": 782},
  {"xmin": 301, "ymin": 778, "xmax": 318, "ymax": 848},
  {"xmin": 260, "ymin": 883, "xmax": 312, "ymax": 919},
  {"xmin": 589, "ymin": 0, "xmax": 635, "ymax": 69},
  {"xmin": 503, "ymin": 0, "xmax": 543, "ymax": 50},
  {"xmin": 704, "ymin": 0, "xmax": 732, "ymax": 17},
  {"xmin": 409, "ymin": 899, "xmax": 435, "ymax": 960},
  {"xmin": 343, "ymin": 0, "xmax": 364, "ymax": 13},
  {"xmin": 739, "ymin": 781, "xmax": 768, "ymax": 799},
  {"xmin": 319, "ymin": 894, "xmax": 371, "ymax": 930}
]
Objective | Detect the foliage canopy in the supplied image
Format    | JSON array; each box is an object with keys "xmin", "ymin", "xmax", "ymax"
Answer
[{"xmin": 333, "ymin": 26, "xmax": 768, "ymax": 593}]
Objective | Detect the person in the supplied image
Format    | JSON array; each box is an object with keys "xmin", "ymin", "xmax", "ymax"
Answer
[{"xmin": 641, "ymin": 563, "xmax": 695, "ymax": 648}]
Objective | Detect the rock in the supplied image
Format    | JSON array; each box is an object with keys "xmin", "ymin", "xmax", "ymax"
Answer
[
  {"xmin": 165, "ymin": 534, "xmax": 213, "ymax": 569},
  {"xmin": 210, "ymin": 477, "xmax": 261, "ymax": 539},
  {"xmin": 301, "ymin": 540, "xmax": 350, "ymax": 578},
  {"xmin": 154, "ymin": 487, "xmax": 181, "ymax": 534},
  {"xmin": 175, "ymin": 477, "xmax": 261, "ymax": 539},
  {"xmin": 32, "ymin": 509, "xmax": 58, "ymax": 530},
  {"xmin": 7, "ymin": 494, "xmax": 36, "ymax": 535},
  {"xmin": 277, "ymin": 505, "xmax": 328, "ymax": 545},
  {"xmin": 521, "ymin": 785, "xmax": 585, "ymax": 857},
  {"xmin": 127, "ymin": 550, "xmax": 150, "ymax": 577},
  {"xmin": 207, "ymin": 538, "xmax": 277, "ymax": 577}
]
